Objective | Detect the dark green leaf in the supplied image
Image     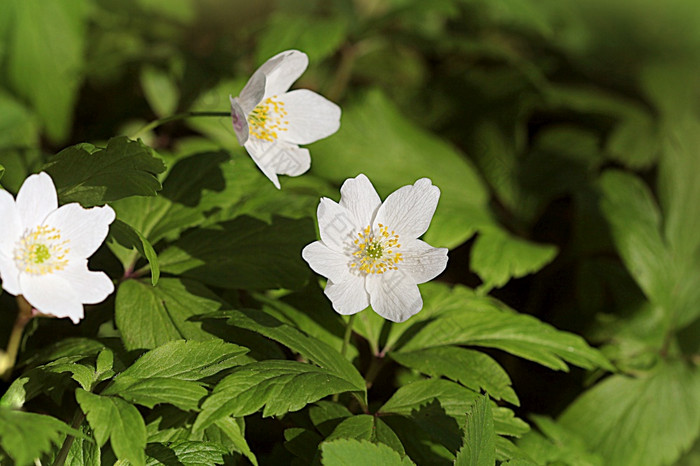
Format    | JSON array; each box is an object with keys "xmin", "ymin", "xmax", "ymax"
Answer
[
  {"xmin": 109, "ymin": 220, "xmax": 160, "ymax": 285},
  {"xmin": 158, "ymin": 215, "xmax": 314, "ymax": 290},
  {"xmin": 211, "ymin": 416, "xmax": 258, "ymax": 465},
  {"xmin": 325, "ymin": 415, "xmax": 405, "ymax": 455},
  {"xmin": 76, "ymin": 389, "xmax": 147, "ymax": 466},
  {"xmin": 145, "ymin": 440, "xmax": 227, "ymax": 466},
  {"xmin": 321, "ymin": 439, "xmax": 415, "ymax": 466},
  {"xmin": 105, "ymin": 377, "xmax": 207, "ymax": 411},
  {"xmin": 44, "ymin": 136, "xmax": 166, "ymax": 207},
  {"xmin": 193, "ymin": 360, "xmax": 361, "ymax": 432},
  {"xmin": 455, "ymin": 396, "xmax": 495, "ymax": 466},
  {"xmin": 65, "ymin": 423, "xmax": 101, "ymax": 466},
  {"xmin": 516, "ymin": 415, "xmax": 603, "ymax": 466}
]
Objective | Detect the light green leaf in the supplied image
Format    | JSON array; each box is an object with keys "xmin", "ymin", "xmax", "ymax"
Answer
[
  {"xmin": 193, "ymin": 360, "xmax": 361, "ymax": 432},
  {"xmin": 311, "ymin": 89, "xmax": 492, "ymax": 249},
  {"xmin": 107, "ymin": 339, "xmax": 247, "ymax": 381},
  {"xmin": 559, "ymin": 361, "xmax": 700, "ymax": 466},
  {"xmin": 109, "ymin": 220, "xmax": 160, "ymax": 285},
  {"xmin": 115, "ymin": 278, "xmax": 227, "ymax": 351},
  {"xmin": 104, "ymin": 377, "xmax": 207, "ymax": 411},
  {"xmin": 145, "ymin": 440, "xmax": 227, "ymax": 466},
  {"xmin": 158, "ymin": 215, "xmax": 315, "ymax": 290},
  {"xmin": 209, "ymin": 308, "xmax": 366, "ymax": 392},
  {"xmin": 397, "ymin": 289, "xmax": 612, "ymax": 371},
  {"xmin": 44, "ymin": 136, "xmax": 166, "ymax": 207},
  {"xmin": 0, "ymin": 407, "xmax": 77, "ymax": 466},
  {"xmin": 212, "ymin": 417, "xmax": 258, "ymax": 466},
  {"xmin": 391, "ymin": 346, "xmax": 519, "ymax": 405},
  {"xmin": 321, "ymin": 439, "xmax": 416, "ymax": 466},
  {"xmin": 516, "ymin": 415, "xmax": 603, "ymax": 466},
  {"xmin": 76, "ymin": 389, "xmax": 147, "ymax": 466},
  {"xmin": 471, "ymin": 228, "xmax": 557, "ymax": 292},
  {"xmin": 455, "ymin": 396, "xmax": 496, "ymax": 466},
  {"xmin": 140, "ymin": 65, "xmax": 179, "ymax": 118},
  {"xmin": 325, "ymin": 415, "xmax": 405, "ymax": 455},
  {"xmin": 0, "ymin": 90, "xmax": 37, "ymax": 150},
  {"xmin": 5, "ymin": 0, "xmax": 87, "ymax": 143}
]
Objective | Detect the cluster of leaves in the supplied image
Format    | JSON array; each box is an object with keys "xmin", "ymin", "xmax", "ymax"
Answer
[{"xmin": 1, "ymin": 0, "xmax": 700, "ymax": 465}]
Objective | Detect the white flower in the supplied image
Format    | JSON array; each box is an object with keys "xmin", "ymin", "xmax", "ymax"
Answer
[
  {"xmin": 302, "ymin": 174, "xmax": 448, "ymax": 322},
  {"xmin": 0, "ymin": 172, "xmax": 116, "ymax": 323},
  {"xmin": 230, "ymin": 49, "xmax": 341, "ymax": 189}
]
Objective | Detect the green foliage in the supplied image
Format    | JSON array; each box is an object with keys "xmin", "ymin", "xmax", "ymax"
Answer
[
  {"xmin": 321, "ymin": 439, "xmax": 415, "ymax": 466},
  {"xmin": 455, "ymin": 396, "xmax": 495, "ymax": 466}
]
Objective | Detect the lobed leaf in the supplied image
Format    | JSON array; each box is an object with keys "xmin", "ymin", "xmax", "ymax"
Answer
[
  {"xmin": 455, "ymin": 396, "xmax": 496, "ymax": 466},
  {"xmin": 321, "ymin": 439, "xmax": 415, "ymax": 466}
]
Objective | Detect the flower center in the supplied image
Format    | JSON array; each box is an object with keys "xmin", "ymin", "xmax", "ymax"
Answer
[
  {"xmin": 14, "ymin": 225, "xmax": 71, "ymax": 276},
  {"xmin": 351, "ymin": 224, "xmax": 403, "ymax": 275},
  {"xmin": 248, "ymin": 96, "xmax": 289, "ymax": 142}
]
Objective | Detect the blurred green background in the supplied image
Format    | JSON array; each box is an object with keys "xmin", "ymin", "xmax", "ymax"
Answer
[{"xmin": 2, "ymin": 0, "xmax": 700, "ymax": 463}]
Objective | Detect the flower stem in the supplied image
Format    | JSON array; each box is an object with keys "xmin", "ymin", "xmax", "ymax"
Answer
[
  {"xmin": 129, "ymin": 111, "xmax": 231, "ymax": 139},
  {"xmin": 0, "ymin": 296, "xmax": 34, "ymax": 381}
]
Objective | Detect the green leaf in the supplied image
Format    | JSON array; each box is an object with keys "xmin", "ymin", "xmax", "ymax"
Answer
[
  {"xmin": 108, "ymin": 339, "xmax": 247, "ymax": 381},
  {"xmin": 76, "ymin": 389, "xmax": 147, "ymax": 466},
  {"xmin": 145, "ymin": 440, "xmax": 227, "ymax": 466},
  {"xmin": 209, "ymin": 308, "xmax": 366, "ymax": 392},
  {"xmin": 396, "ymin": 289, "xmax": 613, "ymax": 372},
  {"xmin": 212, "ymin": 417, "xmax": 258, "ymax": 466},
  {"xmin": 65, "ymin": 423, "xmax": 101, "ymax": 466},
  {"xmin": 0, "ymin": 407, "xmax": 77, "ymax": 466},
  {"xmin": 5, "ymin": 0, "xmax": 87, "ymax": 143},
  {"xmin": 311, "ymin": 89, "xmax": 492, "ymax": 249},
  {"xmin": 158, "ymin": 215, "xmax": 314, "ymax": 290},
  {"xmin": 115, "ymin": 278, "xmax": 227, "ymax": 351},
  {"xmin": 391, "ymin": 346, "xmax": 519, "ymax": 405},
  {"xmin": 325, "ymin": 415, "xmax": 405, "ymax": 456},
  {"xmin": 44, "ymin": 136, "xmax": 166, "ymax": 207},
  {"xmin": 558, "ymin": 361, "xmax": 700, "ymax": 466},
  {"xmin": 516, "ymin": 415, "xmax": 603, "ymax": 466},
  {"xmin": 599, "ymin": 170, "xmax": 674, "ymax": 313},
  {"xmin": 193, "ymin": 360, "xmax": 361, "ymax": 432},
  {"xmin": 321, "ymin": 439, "xmax": 416, "ymax": 466},
  {"xmin": 471, "ymin": 228, "xmax": 557, "ymax": 292},
  {"xmin": 140, "ymin": 65, "xmax": 179, "ymax": 118},
  {"xmin": 109, "ymin": 220, "xmax": 160, "ymax": 285},
  {"xmin": 455, "ymin": 396, "xmax": 496, "ymax": 466},
  {"xmin": 104, "ymin": 378, "xmax": 207, "ymax": 411}
]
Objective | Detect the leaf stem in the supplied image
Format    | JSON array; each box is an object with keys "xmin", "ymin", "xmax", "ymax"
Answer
[
  {"xmin": 52, "ymin": 410, "xmax": 86, "ymax": 466},
  {"xmin": 0, "ymin": 296, "xmax": 34, "ymax": 381},
  {"xmin": 129, "ymin": 111, "xmax": 231, "ymax": 139}
]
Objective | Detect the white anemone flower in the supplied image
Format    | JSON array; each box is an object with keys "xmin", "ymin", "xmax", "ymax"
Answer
[
  {"xmin": 0, "ymin": 172, "xmax": 116, "ymax": 323},
  {"xmin": 302, "ymin": 174, "xmax": 449, "ymax": 322},
  {"xmin": 229, "ymin": 49, "xmax": 341, "ymax": 189}
]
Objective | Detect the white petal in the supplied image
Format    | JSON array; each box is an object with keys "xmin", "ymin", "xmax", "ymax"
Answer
[
  {"xmin": 325, "ymin": 275, "xmax": 370, "ymax": 315},
  {"xmin": 229, "ymin": 96, "xmax": 250, "ymax": 145},
  {"xmin": 366, "ymin": 272, "xmax": 423, "ymax": 322},
  {"xmin": 316, "ymin": 198, "xmax": 359, "ymax": 253},
  {"xmin": 244, "ymin": 140, "xmax": 311, "ymax": 189},
  {"xmin": 400, "ymin": 239, "xmax": 449, "ymax": 284},
  {"xmin": 374, "ymin": 178, "xmax": 440, "ymax": 241},
  {"xmin": 43, "ymin": 203, "xmax": 116, "ymax": 259},
  {"xmin": 16, "ymin": 172, "xmax": 58, "ymax": 230},
  {"xmin": 20, "ymin": 273, "xmax": 84, "ymax": 323},
  {"xmin": 237, "ymin": 70, "xmax": 266, "ymax": 114},
  {"xmin": 59, "ymin": 260, "xmax": 114, "ymax": 304},
  {"xmin": 339, "ymin": 174, "xmax": 381, "ymax": 228},
  {"xmin": 302, "ymin": 241, "xmax": 350, "ymax": 283},
  {"xmin": 0, "ymin": 189, "xmax": 21, "ymax": 259},
  {"xmin": 0, "ymin": 252, "xmax": 21, "ymax": 295},
  {"xmin": 256, "ymin": 50, "xmax": 309, "ymax": 98},
  {"xmin": 278, "ymin": 90, "xmax": 341, "ymax": 145}
]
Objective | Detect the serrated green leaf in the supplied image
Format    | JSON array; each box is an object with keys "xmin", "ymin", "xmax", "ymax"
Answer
[
  {"xmin": 309, "ymin": 401, "xmax": 353, "ymax": 436},
  {"xmin": 145, "ymin": 440, "xmax": 227, "ymax": 466},
  {"xmin": 516, "ymin": 415, "xmax": 602, "ymax": 466},
  {"xmin": 158, "ymin": 215, "xmax": 314, "ymax": 290},
  {"xmin": 109, "ymin": 220, "xmax": 160, "ymax": 285},
  {"xmin": 212, "ymin": 416, "xmax": 258, "ymax": 466},
  {"xmin": 5, "ymin": 0, "xmax": 86, "ymax": 143},
  {"xmin": 115, "ymin": 278, "xmax": 227, "ymax": 351},
  {"xmin": 105, "ymin": 377, "xmax": 207, "ymax": 411},
  {"xmin": 325, "ymin": 415, "xmax": 405, "ymax": 456},
  {"xmin": 321, "ymin": 439, "xmax": 416, "ymax": 466},
  {"xmin": 21, "ymin": 337, "xmax": 108, "ymax": 369},
  {"xmin": 209, "ymin": 308, "xmax": 366, "ymax": 392},
  {"xmin": 76, "ymin": 389, "xmax": 147, "ymax": 466},
  {"xmin": 396, "ymin": 290, "xmax": 612, "ymax": 371},
  {"xmin": 44, "ymin": 136, "xmax": 166, "ymax": 207},
  {"xmin": 559, "ymin": 361, "xmax": 700, "ymax": 466},
  {"xmin": 65, "ymin": 423, "xmax": 101, "ymax": 466},
  {"xmin": 471, "ymin": 228, "xmax": 557, "ymax": 292},
  {"xmin": 193, "ymin": 360, "xmax": 360, "ymax": 432},
  {"xmin": 455, "ymin": 396, "xmax": 495, "ymax": 466},
  {"xmin": 112, "ymin": 339, "xmax": 246, "ymax": 381},
  {"xmin": 391, "ymin": 346, "xmax": 519, "ymax": 405},
  {"xmin": 311, "ymin": 89, "xmax": 492, "ymax": 249},
  {"xmin": 0, "ymin": 407, "xmax": 77, "ymax": 466}
]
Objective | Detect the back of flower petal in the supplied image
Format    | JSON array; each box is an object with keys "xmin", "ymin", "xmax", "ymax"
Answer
[{"xmin": 257, "ymin": 50, "xmax": 309, "ymax": 98}]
